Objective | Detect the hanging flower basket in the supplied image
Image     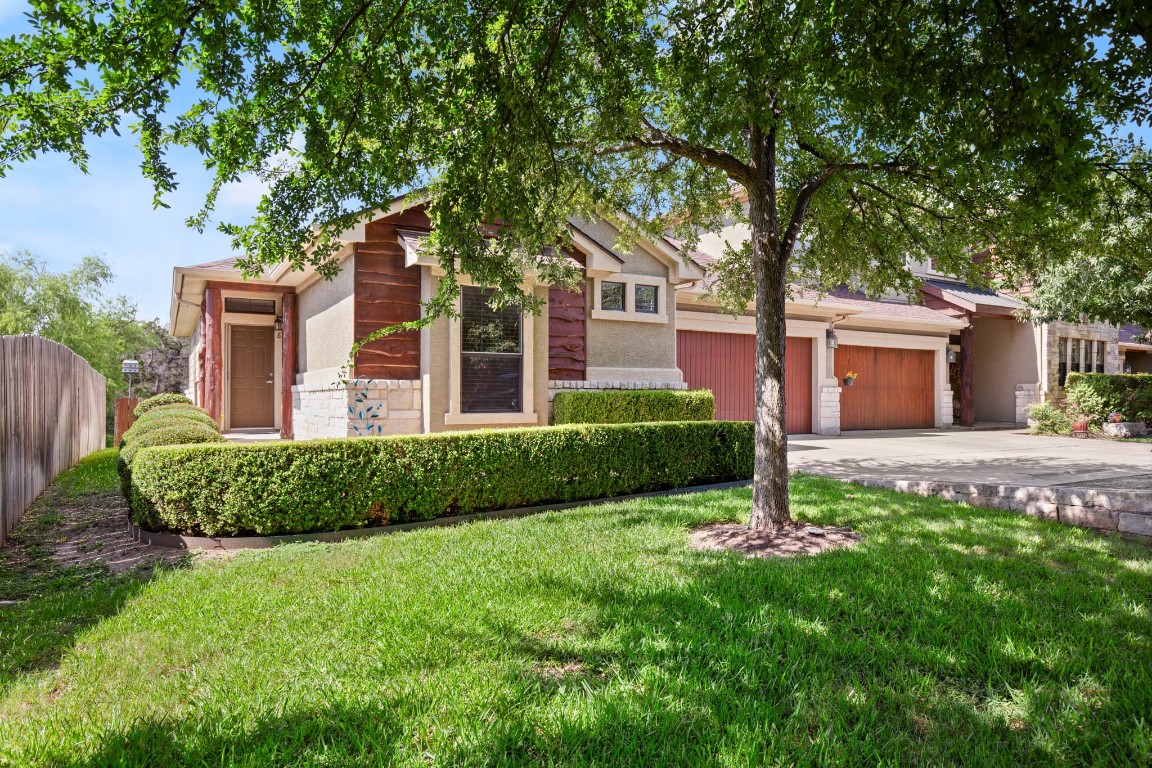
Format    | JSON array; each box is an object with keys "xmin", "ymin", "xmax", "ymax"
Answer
[{"xmin": 842, "ymin": 371, "xmax": 858, "ymax": 387}]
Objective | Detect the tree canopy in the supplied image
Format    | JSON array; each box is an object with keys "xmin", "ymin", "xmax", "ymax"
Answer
[
  {"xmin": 0, "ymin": 252, "xmax": 189, "ymax": 404},
  {"xmin": 2, "ymin": 0, "xmax": 1149, "ymax": 526}
]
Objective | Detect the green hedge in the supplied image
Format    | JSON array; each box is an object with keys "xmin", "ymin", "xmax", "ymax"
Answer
[
  {"xmin": 134, "ymin": 393, "xmax": 193, "ymax": 418},
  {"xmin": 1065, "ymin": 373, "xmax": 1152, "ymax": 425},
  {"xmin": 552, "ymin": 389, "xmax": 715, "ymax": 424},
  {"xmin": 118, "ymin": 401, "xmax": 225, "ymax": 499},
  {"xmin": 128, "ymin": 421, "xmax": 754, "ymax": 537},
  {"xmin": 120, "ymin": 423, "xmax": 226, "ymax": 466},
  {"xmin": 125, "ymin": 405, "xmax": 218, "ymax": 437}
]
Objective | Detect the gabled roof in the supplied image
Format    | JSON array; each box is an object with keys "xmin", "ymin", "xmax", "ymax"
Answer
[
  {"xmin": 190, "ymin": 257, "xmax": 244, "ymax": 271},
  {"xmin": 1120, "ymin": 324, "xmax": 1151, "ymax": 348},
  {"xmin": 920, "ymin": 278, "xmax": 1023, "ymax": 316}
]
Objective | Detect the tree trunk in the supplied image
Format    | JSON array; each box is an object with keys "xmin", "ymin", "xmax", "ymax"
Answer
[{"xmin": 746, "ymin": 181, "xmax": 792, "ymax": 531}]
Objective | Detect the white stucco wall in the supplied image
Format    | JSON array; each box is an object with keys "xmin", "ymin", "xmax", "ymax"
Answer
[{"xmin": 297, "ymin": 265, "xmax": 355, "ymax": 377}]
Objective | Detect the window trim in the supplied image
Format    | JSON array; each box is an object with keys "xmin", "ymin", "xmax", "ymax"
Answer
[
  {"xmin": 459, "ymin": 286, "xmax": 524, "ymax": 415},
  {"xmin": 590, "ymin": 275, "xmax": 668, "ymax": 324},
  {"xmin": 445, "ymin": 282, "xmax": 539, "ymax": 425},
  {"xmin": 599, "ymin": 280, "xmax": 626, "ymax": 312},
  {"xmin": 634, "ymin": 283, "xmax": 659, "ymax": 314}
]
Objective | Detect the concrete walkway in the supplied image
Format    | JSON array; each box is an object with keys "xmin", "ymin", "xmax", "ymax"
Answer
[{"xmin": 788, "ymin": 429, "xmax": 1152, "ymax": 490}]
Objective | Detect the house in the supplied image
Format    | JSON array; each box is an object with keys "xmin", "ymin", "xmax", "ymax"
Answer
[
  {"xmin": 171, "ymin": 196, "xmax": 1145, "ymax": 439},
  {"xmin": 170, "ymin": 198, "xmax": 702, "ymax": 438}
]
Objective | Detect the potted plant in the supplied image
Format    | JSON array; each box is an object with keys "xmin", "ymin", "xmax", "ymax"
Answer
[
  {"xmin": 842, "ymin": 370, "xmax": 858, "ymax": 387},
  {"xmin": 1071, "ymin": 413, "xmax": 1090, "ymax": 438}
]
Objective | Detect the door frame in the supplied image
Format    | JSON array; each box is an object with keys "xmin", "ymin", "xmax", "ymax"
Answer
[{"xmin": 223, "ymin": 309, "xmax": 283, "ymax": 432}]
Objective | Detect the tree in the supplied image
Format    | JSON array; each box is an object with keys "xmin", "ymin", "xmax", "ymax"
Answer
[
  {"xmin": 0, "ymin": 252, "xmax": 187, "ymax": 409},
  {"xmin": 1024, "ymin": 153, "xmax": 1152, "ymax": 328},
  {"xmin": 2, "ymin": 0, "xmax": 1149, "ymax": 529}
]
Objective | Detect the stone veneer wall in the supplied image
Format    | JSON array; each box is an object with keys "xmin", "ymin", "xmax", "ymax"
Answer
[
  {"xmin": 818, "ymin": 383, "xmax": 841, "ymax": 436},
  {"xmin": 1042, "ymin": 321, "xmax": 1121, "ymax": 402},
  {"xmin": 292, "ymin": 379, "xmax": 423, "ymax": 439},
  {"xmin": 1014, "ymin": 383, "xmax": 1040, "ymax": 426}
]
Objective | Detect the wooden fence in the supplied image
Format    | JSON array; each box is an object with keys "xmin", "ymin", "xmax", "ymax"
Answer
[
  {"xmin": 113, "ymin": 397, "xmax": 139, "ymax": 446},
  {"xmin": 0, "ymin": 335, "xmax": 106, "ymax": 546}
]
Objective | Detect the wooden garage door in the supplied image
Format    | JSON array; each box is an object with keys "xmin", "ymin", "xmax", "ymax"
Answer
[
  {"xmin": 834, "ymin": 345, "xmax": 934, "ymax": 430},
  {"xmin": 676, "ymin": 330, "xmax": 813, "ymax": 434}
]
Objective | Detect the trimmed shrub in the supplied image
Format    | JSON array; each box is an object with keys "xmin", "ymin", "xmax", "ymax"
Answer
[
  {"xmin": 120, "ymin": 423, "xmax": 226, "ymax": 467},
  {"xmin": 128, "ymin": 421, "xmax": 754, "ymax": 536},
  {"xmin": 124, "ymin": 405, "xmax": 218, "ymax": 438},
  {"xmin": 134, "ymin": 393, "xmax": 193, "ymax": 418},
  {"xmin": 118, "ymin": 400, "xmax": 224, "ymax": 500},
  {"xmin": 1065, "ymin": 373, "xmax": 1152, "ymax": 426},
  {"xmin": 1027, "ymin": 402, "xmax": 1072, "ymax": 436},
  {"xmin": 552, "ymin": 389, "xmax": 715, "ymax": 424}
]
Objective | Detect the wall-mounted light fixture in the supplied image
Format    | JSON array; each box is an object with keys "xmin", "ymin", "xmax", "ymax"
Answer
[
  {"xmin": 274, "ymin": 316, "xmax": 283, "ymax": 337},
  {"xmin": 826, "ymin": 329, "xmax": 839, "ymax": 349},
  {"xmin": 946, "ymin": 348, "xmax": 957, "ymax": 364}
]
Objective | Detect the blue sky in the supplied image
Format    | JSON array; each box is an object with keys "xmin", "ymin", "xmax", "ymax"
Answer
[{"xmin": 0, "ymin": 2, "xmax": 265, "ymax": 324}]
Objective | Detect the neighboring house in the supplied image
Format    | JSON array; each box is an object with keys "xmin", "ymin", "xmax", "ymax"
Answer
[
  {"xmin": 170, "ymin": 198, "xmax": 702, "ymax": 438},
  {"xmin": 1120, "ymin": 325, "xmax": 1152, "ymax": 374},
  {"xmin": 677, "ymin": 205, "xmax": 1141, "ymax": 431},
  {"xmin": 675, "ymin": 241, "xmax": 966, "ymax": 436}
]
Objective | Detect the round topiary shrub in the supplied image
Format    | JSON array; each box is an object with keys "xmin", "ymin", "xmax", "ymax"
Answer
[
  {"xmin": 128, "ymin": 405, "xmax": 218, "ymax": 432},
  {"xmin": 120, "ymin": 422, "xmax": 226, "ymax": 467},
  {"xmin": 134, "ymin": 393, "xmax": 193, "ymax": 418}
]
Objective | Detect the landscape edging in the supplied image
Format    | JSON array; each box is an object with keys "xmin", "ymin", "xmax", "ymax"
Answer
[
  {"xmin": 836, "ymin": 475, "xmax": 1152, "ymax": 538},
  {"xmin": 128, "ymin": 479, "xmax": 754, "ymax": 550}
]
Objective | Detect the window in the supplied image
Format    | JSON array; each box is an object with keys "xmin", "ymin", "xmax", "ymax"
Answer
[
  {"xmin": 460, "ymin": 287, "xmax": 522, "ymax": 413},
  {"xmin": 1058, "ymin": 338, "xmax": 1068, "ymax": 386},
  {"xmin": 224, "ymin": 297, "xmax": 276, "ymax": 315},
  {"xmin": 600, "ymin": 281, "xmax": 625, "ymax": 311},
  {"xmin": 1060, "ymin": 337, "xmax": 1108, "ymax": 386},
  {"xmin": 634, "ymin": 284, "xmax": 658, "ymax": 314}
]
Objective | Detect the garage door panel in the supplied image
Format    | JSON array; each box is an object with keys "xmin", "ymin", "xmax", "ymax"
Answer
[
  {"xmin": 834, "ymin": 345, "xmax": 934, "ymax": 430},
  {"xmin": 676, "ymin": 330, "xmax": 812, "ymax": 434}
]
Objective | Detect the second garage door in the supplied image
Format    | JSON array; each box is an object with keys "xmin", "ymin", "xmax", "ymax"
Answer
[
  {"xmin": 834, "ymin": 345, "xmax": 935, "ymax": 430},
  {"xmin": 676, "ymin": 330, "xmax": 813, "ymax": 433}
]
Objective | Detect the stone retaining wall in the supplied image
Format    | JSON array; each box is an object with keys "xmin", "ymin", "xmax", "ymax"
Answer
[{"xmin": 846, "ymin": 476, "xmax": 1152, "ymax": 538}]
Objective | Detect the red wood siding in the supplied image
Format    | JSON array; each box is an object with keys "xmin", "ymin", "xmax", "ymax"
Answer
[
  {"xmin": 352, "ymin": 210, "xmax": 429, "ymax": 380},
  {"xmin": 548, "ymin": 284, "xmax": 586, "ymax": 380},
  {"xmin": 835, "ymin": 345, "xmax": 934, "ymax": 430},
  {"xmin": 676, "ymin": 330, "xmax": 813, "ymax": 434}
]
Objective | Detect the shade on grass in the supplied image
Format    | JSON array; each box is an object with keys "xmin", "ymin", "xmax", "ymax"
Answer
[{"xmin": 1, "ymin": 452, "xmax": 1150, "ymax": 766}]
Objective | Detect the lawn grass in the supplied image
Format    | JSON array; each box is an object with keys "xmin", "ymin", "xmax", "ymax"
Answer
[
  {"xmin": 1, "ymin": 452, "xmax": 1150, "ymax": 766},
  {"xmin": 0, "ymin": 450, "xmax": 162, "ymax": 694}
]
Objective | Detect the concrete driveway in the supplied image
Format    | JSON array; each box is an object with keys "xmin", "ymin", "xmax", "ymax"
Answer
[{"xmin": 788, "ymin": 429, "xmax": 1152, "ymax": 489}]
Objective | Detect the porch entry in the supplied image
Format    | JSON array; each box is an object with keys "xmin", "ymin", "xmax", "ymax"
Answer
[{"xmin": 229, "ymin": 325, "xmax": 276, "ymax": 429}]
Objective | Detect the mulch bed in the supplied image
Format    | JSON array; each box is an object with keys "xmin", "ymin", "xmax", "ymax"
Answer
[{"xmin": 690, "ymin": 522, "xmax": 861, "ymax": 558}]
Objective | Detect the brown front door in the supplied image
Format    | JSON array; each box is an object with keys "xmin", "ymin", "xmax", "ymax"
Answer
[
  {"xmin": 230, "ymin": 325, "xmax": 275, "ymax": 429},
  {"xmin": 835, "ymin": 345, "xmax": 934, "ymax": 430},
  {"xmin": 676, "ymin": 330, "xmax": 813, "ymax": 433}
]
